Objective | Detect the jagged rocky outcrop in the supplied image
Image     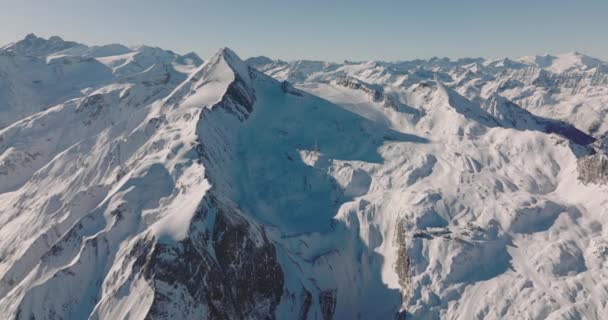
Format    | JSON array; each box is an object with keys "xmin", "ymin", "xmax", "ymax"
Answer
[
  {"xmin": 578, "ymin": 152, "xmax": 608, "ymax": 185},
  {"xmin": 393, "ymin": 220, "xmax": 411, "ymax": 304},
  {"xmin": 142, "ymin": 194, "xmax": 284, "ymax": 319},
  {"xmin": 333, "ymin": 76, "xmax": 398, "ymax": 110}
]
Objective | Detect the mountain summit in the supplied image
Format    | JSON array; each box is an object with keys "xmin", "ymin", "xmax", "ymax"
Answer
[{"xmin": 1, "ymin": 33, "xmax": 84, "ymax": 57}]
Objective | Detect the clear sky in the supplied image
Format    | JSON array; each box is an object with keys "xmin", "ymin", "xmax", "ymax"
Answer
[{"xmin": 1, "ymin": 0, "xmax": 607, "ymax": 62}]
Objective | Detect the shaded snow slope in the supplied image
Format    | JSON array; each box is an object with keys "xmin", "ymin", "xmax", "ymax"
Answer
[{"xmin": 250, "ymin": 52, "xmax": 608, "ymax": 319}]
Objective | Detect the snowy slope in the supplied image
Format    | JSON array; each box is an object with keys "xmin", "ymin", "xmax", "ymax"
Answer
[
  {"xmin": 246, "ymin": 52, "xmax": 608, "ymax": 319},
  {"xmin": 248, "ymin": 52, "xmax": 608, "ymax": 138},
  {"xmin": 1, "ymin": 34, "xmax": 608, "ymax": 320},
  {"xmin": 0, "ymin": 34, "xmax": 202, "ymax": 129}
]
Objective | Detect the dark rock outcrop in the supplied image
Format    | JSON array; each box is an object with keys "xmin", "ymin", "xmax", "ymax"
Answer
[
  {"xmin": 578, "ymin": 153, "xmax": 608, "ymax": 185},
  {"xmin": 142, "ymin": 194, "xmax": 284, "ymax": 319}
]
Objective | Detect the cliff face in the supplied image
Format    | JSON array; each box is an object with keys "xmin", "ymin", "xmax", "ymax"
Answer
[{"xmin": 141, "ymin": 194, "xmax": 284, "ymax": 319}]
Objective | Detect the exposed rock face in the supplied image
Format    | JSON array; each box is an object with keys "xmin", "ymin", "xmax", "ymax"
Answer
[
  {"xmin": 298, "ymin": 290, "xmax": 313, "ymax": 320},
  {"xmin": 578, "ymin": 153, "xmax": 608, "ymax": 185},
  {"xmin": 143, "ymin": 194, "xmax": 284, "ymax": 319},
  {"xmin": 394, "ymin": 220, "xmax": 411, "ymax": 304},
  {"xmin": 319, "ymin": 290, "xmax": 337, "ymax": 320},
  {"xmin": 334, "ymin": 75, "xmax": 398, "ymax": 110},
  {"xmin": 218, "ymin": 70, "xmax": 256, "ymax": 120}
]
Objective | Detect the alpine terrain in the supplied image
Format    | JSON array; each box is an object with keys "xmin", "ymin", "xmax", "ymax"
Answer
[{"xmin": 1, "ymin": 34, "xmax": 608, "ymax": 319}]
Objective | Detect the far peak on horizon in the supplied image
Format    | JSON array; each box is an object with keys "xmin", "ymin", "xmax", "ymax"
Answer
[
  {"xmin": 2, "ymin": 33, "xmax": 606, "ymax": 70},
  {"xmin": 0, "ymin": 0, "xmax": 606, "ymax": 62}
]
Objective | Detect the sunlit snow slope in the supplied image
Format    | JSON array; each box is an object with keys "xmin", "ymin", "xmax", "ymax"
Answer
[{"xmin": 1, "ymin": 34, "xmax": 608, "ymax": 320}]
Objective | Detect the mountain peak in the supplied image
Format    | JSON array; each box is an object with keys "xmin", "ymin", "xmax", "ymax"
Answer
[
  {"xmin": 217, "ymin": 46, "xmax": 238, "ymax": 59},
  {"xmin": 178, "ymin": 51, "xmax": 203, "ymax": 65},
  {"xmin": 47, "ymin": 35, "xmax": 65, "ymax": 42},
  {"xmin": 245, "ymin": 55, "xmax": 274, "ymax": 67},
  {"xmin": 207, "ymin": 47, "xmax": 252, "ymax": 85},
  {"xmin": 2, "ymin": 33, "xmax": 83, "ymax": 57},
  {"xmin": 516, "ymin": 51, "xmax": 606, "ymax": 73},
  {"xmin": 165, "ymin": 47, "xmax": 254, "ymax": 110},
  {"xmin": 24, "ymin": 33, "xmax": 41, "ymax": 41}
]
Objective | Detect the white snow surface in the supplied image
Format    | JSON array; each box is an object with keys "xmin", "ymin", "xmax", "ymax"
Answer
[{"xmin": 0, "ymin": 34, "xmax": 607, "ymax": 319}]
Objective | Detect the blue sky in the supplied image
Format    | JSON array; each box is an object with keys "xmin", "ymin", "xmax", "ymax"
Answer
[{"xmin": 1, "ymin": 0, "xmax": 606, "ymax": 61}]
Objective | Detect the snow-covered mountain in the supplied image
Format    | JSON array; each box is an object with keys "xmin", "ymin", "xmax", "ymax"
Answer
[
  {"xmin": 1, "ymin": 34, "xmax": 608, "ymax": 319},
  {"xmin": 0, "ymin": 34, "xmax": 201, "ymax": 129}
]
